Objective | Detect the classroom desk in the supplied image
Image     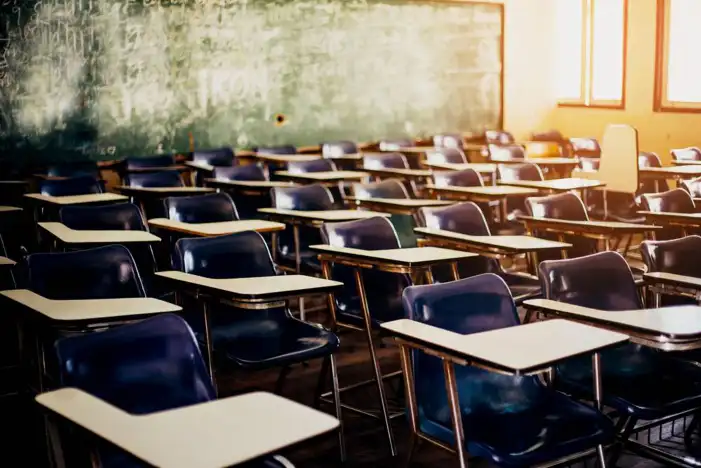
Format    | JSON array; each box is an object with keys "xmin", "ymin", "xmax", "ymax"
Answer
[
  {"xmin": 422, "ymin": 162, "xmax": 498, "ymax": 182},
  {"xmin": 517, "ymin": 216, "xmax": 660, "ymax": 250},
  {"xmin": 148, "ymin": 218, "xmax": 285, "ymax": 236},
  {"xmin": 258, "ymin": 208, "xmax": 391, "ymax": 272},
  {"xmin": 156, "ymin": 271, "xmax": 342, "ymax": 378},
  {"xmin": 37, "ymin": 389, "xmax": 339, "ymax": 468},
  {"xmin": 344, "ymin": 197, "xmax": 453, "ymax": 216},
  {"xmin": 0, "ymin": 256, "xmax": 16, "ymax": 268},
  {"xmin": 0, "ymin": 206, "xmax": 23, "ymax": 214},
  {"xmin": 638, "ymin": 211, "xmax": 701, "ymax": 235},
  {"xmin": 115, "ymin": 186, "xmax": 214, "ymax": 197},
  {"xmin": 124, "ymin": 165, "xmax": 191, "ymax": 174},
  {"xmin": 274, "ymin": 170, "xmax": 370, "ymax": 185},
  {"xmin": 639, "ymin": 165, "xmax": 701, "ymax": 192},
  {"xmin": 524, "ymin": 298, "xmax": 701, "ymax": 351},
  {"xmin": 204, "ymin": 179, "xmax": 296, "ymax": 196},
  {"xmin": 414, "ymin": 227, "xmax": 570, "ymax": 274},
  {"xmin": 424, "ymin": 184, "xmax": 538, "ymax": 222},
  {"xmin": 499, "ymin": 177, "xmax": 605, "ymax": 195},
  {"xmin": 381, "ymin": 318, "xmax": 627, "ymax": 467},
  {"xmin": 0, "ymin": 289, "xmax": 181, "ymax": 325},
  {"xmin": 253, "ymin": 153, "xmax": 323, "ymax": 164},
  {"xmin": 38, "ymin": 222, "xmax": 160, "ymax": 249},
  {"xmin": 24, "ymin": 193, "xmax": 127, "ymax": 206},
  {"xmin": 362, "ymin": 167, "xmax": 433, "ymax": 182},
  {"xmin": 643, "ymin": 271, "xmax": 701, "ymax": 306},
  {"xmin": 0, "ymin": 206, "xmax": 23, "ymax": 231}
]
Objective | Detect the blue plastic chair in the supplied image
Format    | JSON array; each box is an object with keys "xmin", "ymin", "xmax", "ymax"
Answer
[
  {"xmin": 125, "ymin": 154, "xmax": 175, "ymax": 170},
  {"xmin": 254, "ymin": 145, "xmax": 297, "ymax": 155},
  {"xmin": 432, "ymin": 169, "xmax": 483, "ymax": 188},
  {"xmin": 488, "ymin": 144, "xmax": 526, "ymax": 162},
  {"xmin": 401, "ymin": 273, "xmax": 614, "ymax": 467},
  {"xmin": 39, "ymin": 176, "xmax": 104, "ymax": 197},
  {"xmin": 287, "ymin": 159, "xmax": 336, "ymax": 174},
  {"xmin": 164, "ymin": 192, "xmax": 239, "ymax": 223},
  {"xmin": 363, "ymin": 153, "xmax": 409, "ymax": 170},
  {"xmin": 432, "ymin": 133, "xmax": 464, "ymax": 149},
  {"xmin": 485, "ymin": 130, "xmax": 516, "ymax": 145},
  {"xmin": 54, "ymin": 313, "xmax": 293, "ymax": 468},
  {"xmin": 378, "ymin": 138, "xmax": 413, "ymax": 151},
  {"xmin": 125, "ymin": 170, "xmax": 183, "ymax": 188},
  {"xmin": 193, "ymin": 147, "xmax": 235, "ymax": 167},
  {"xmin": 321, "ymin": 141, "xmax": 358, "ymax": 158},
  {"xmin": 539, "ymin": 251, "xmax": 701, "ymax": 464},
  {"xmin": 45, "ymin": 162, "xmax": 100, "ymax": 179},
  {"xmin": 351, "ymin": 179, "xmax": 416, "ymax": 247},
  {"xmin": 640, "ymin": 188, "xmax": 696, "ymax": 240},
  {"xmin": 425, "ymin": 148, "xmax": 468, "ymax": 165},
  {"xmin": 213, "ymin": 165, "xmax": 266, "ymax": 181}
]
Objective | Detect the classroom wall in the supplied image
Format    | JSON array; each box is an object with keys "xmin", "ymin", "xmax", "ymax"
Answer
[{"xmin": 533, "ymin": 0, "xmax": 701, "ymax": 162}]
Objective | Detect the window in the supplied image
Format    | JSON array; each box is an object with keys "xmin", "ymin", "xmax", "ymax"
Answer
[
  {"xmin": 655, "ymin": 0, "xmax": 701, "ymax": 112},
  {"xmin": 555, "ymin": 0, "xmax": 628, "ymax": 108}
]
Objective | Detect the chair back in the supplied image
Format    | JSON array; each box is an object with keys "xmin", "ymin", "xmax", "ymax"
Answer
[
  {"xmin": 255, "ymin": 145, "xmax": 297, "ymax": 155},
  {"xmin": 497, "ymin": 163, "xmax": 544, "ymax": 182},
  {"xmin": 60, "ymin": 203, "xmax": 146, "ymax": 231},
  {"xmin": 538, "ymin": 251, "xmax": 640, "ymax": 310},
  {"xmin": 363, "ymin": 152, "xmax": 409, "ymax": 170},
  {"xmin": 25, "ymin": 245, "xmax": 146, "ymax": 299},
  {"xmin": 488, "ymin": 144, "xmax": 525, "ymax": 161},
  {"xmin": 640, "ymin": 188, "xmax": 695, "ymax": 213},
  {"xmin": 56, "ymin": 314, "xmax": 214, "ymax": 415},
  {"xmin": 192, "ymin": 147, "xmax": 234, "ymax": 167},
  {"xmin": 213, "ymin": 164, "xmax": 266, "ymax": 181},
  {"xmin": 322, "ymin": 141, "xmax": 358, "ymax": 158},
  {"xmin": 579, "ymin": 158, "xmax": 600, "ymax": 171},
  {"xmin": 671, "ymin": 147, "xmax": 701, "ymax": 162},
  {"xmin": 39, "ymin": 176, "xmax": 104, "ymax": 197},
  {"xmin": 165, "ymin": 192, "xmax": 239, "ymax": 223},
  {"xmin": 641, "ymin": 235, "xmax": 701, "ymax": 277},
  {"xmin": 432, "ymin": 169, "xmax": 483, "ymax": 188},
  {"xmin": 352, "ymin": 179, "xmax": 409, "ymax": 199},
  {"xmin": 432, "ymin": 133, "xmax": 464, "ymax": 149},
  {"xmin": 526, "ymin": 192, "xmax": 588, "ymax": 221},
  {"xmin": 46, "ymin": 162, "xmax": 100, "ymax": 179},
  {"xmin": 425, "ymin": 148, "xmax": 468, "ymax": 165},
  {"xmin": 570, "ymin": 138, "xmax": 601, "ymax": 158},
  {"xmin": 126, "ymin": 154, "xmax": 175, "ymax": 170},
  {"xmin": 596, "ymin": 124, "xmax": 639, "ymax": 194},
  {"xmin": 288, "ymin": 159, "xmax": 336, "ymax": 174},
  {"xmin": 271, "ymin": 184, "xmax": 334, "ymax": 210},
  {"xmin": 485, "ymin": 130, "xmax": 515, "ymax": 145},
  {"xmin": 174, "ymin": 231, "xmax": 276, "ymax": 279},
  {"xmin": 638, "ymin": 152, "xmax": 663, "ymax": 168},
  {"xmin": 126, "ymin": 170, "xmax": 183, "ymax": 188},
  {"xmin": 378, "ymin": 138, "xmax": 413, "ymax": 151}
]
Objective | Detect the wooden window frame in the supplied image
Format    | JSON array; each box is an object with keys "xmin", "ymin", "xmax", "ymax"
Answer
[
  {"xmin": 557, "ymin": 0, "xmax": 629, "ymax": 110},
  {"xmin": 654, "ymin": 0, "xmax": 701, "ymax": 113}
]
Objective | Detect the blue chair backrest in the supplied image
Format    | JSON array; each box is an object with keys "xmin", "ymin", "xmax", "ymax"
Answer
[
  {"xmin": 488, "ymin": 144, "xmax": 525, "ymax": 161},
  {"xmin": 173, "ymin": 231, "xmax": 276, "ymax": 279},
  {"xmin": 538, "ymin": 251, "xmax": 640, "ymax": 310},
  {"xmin": 60, "ymin": 203, "xmax": 147, "ymax": 231},
  {"xmin": 55, "ymin": 314, "xmax": 214, "ymax": 415},
  {"xmin": 213, "ymin": 164, "xmax": 266, "ymax": 181},
  {"xmin": 379, "ymin": 139, "xmax": 413, "ymax": 151},
  {"xmin": 271, "ymin": 184, "xmax": 334, "ymax": 210},
  {"xmin": 497, "ymin": 163, "xmax": 544, "ymax": 182},
  {"xmin": 193, "ymin": 147, "xmax": 234, "ymax": 167},
  {"xmin": 526, "ymin": 192, "xmax": 588, "ymax": 221},
  {"xmin": 425, "ymin": 148, "xmax": 468, "ymax": 165},
  {"xmin": 671, "ymin": 147, "xmax": 701, "ymax": 162},
  {"xmin": 165, "ymin": 192, "xmax": 239, "ymax": 223},
  {"xmin": 126, "ymin": 170, "xmax": 183, "ymax": 188},
  {"xmin": 432, "ymin": 133, "xmax": 464, "ymax": 149},
  {"xmin": 126, "ymin": 154, "xmax": 175, "ymax": 169},
  {"xmin": 288, "ymin": 159, "xmax": 336, "ymax": 174},
  {"xmin": 352, "ymin": 179, "xmax": 409, "ymax": 199},
  {"xmin": 25, "ymin": 245, "xmax": 146, "ymax": 299},
  {"xmin": 46, "ymin": 162, "xmax": 99, "ymax": 178},
  {"xmin": 421, "ymin": 202, "xmax": 491, "ymax": 236},
  {"xmin": 403, "ymin": 274, "xmax": 543, "ymax": 430},
  {"xmin": 364, "ymin": 153, "xmax": 408, "ymax": 170},
  {"xmin": 485, "ymin": 130, "xmax": 515, "ymax": 145},
  {"xmin": 641, "ymin": 235, "xmax": 701, "ymax": 277},
  {"xmin": 322, "ymin": 141, "xmax": 358, "ymax": 157},
  {"xmin": 255, "ymin": 145, "xmax": 297, "ymax": 155},
  {"xmin": 39, "ymin": 176, "xmax": 104, "ymax": 196},
  {"xmin": 640, "ymin": 188, "xmax": 695, "ymax": 214},
  {"xmin": 432, "ymin": 169, "xmax": 483, "ymax": 188}
]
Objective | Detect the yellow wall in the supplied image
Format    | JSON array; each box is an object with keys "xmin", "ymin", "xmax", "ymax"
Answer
[{"xmin": 515, "ymin": 0, "xmax": 701, "ymax": 163}]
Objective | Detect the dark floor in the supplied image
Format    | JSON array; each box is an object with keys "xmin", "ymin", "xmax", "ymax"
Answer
[{"xmin": 0, "ymin": 304, "xmax": 691, "ymax": 468}]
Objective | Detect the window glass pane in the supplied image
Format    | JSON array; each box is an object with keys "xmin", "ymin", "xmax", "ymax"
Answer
[
  {"xmin": 591, "ymin": 0, "xmax": 624, "ymax": 101},
  {"xmin": 555, "ymin": 0, "xmax": 584, "ymax": 100},
  {"xmin": 667, "ymin": 0, "xmax": 701, "ymax": 103}
]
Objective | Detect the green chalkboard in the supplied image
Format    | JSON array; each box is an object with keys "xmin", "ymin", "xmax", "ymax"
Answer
[{"xmin": 0, "ymin": 0, "xmax": 503, "ymax": 163}]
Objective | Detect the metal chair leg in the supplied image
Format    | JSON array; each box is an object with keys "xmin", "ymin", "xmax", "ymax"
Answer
[
  {"xmin": 274, "ymin": 365, "xmax": 292, "ymax": 395},
  {"xmin": 329, "ymin": 354, "xmax": 346, "ymax": 463},
  {"xmin": 313, "ymin": 355, "xmax": 331, "ymax": 409},
  {"xmin": 608, "ymin": 415, "xmax": 636, "ymax": 467}
]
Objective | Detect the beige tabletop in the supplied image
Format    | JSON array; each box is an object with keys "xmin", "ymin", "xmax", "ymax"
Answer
[
  {"xmin": 156, "ymin": 272, "xmax": 342, "ymax": 301},
  {"xmin": 424, "ymin": 162, "xmax": 497, "ymax": 174},
  {"xmin": 148, "ymin": 218, "xmax": 285, "ymax": 236},
  {"xmin": 253, "ymin": 153, "xmax": 323, "ymax": 163},
  {"xmin": 126, "ymin": 165, "xmax": 191, "ymax": 173},
  {"xmin": 259, "ymin": 208, "xmax": 390, "ymax": 222},
  {"xmin": 38, "ymin": 222, "xmax": 161, "ymax": 245},
  {"xmin": 415, "ymin": 228, "xmax": 571, "ymax": 253},
  {"xmin": 204, "ymin": 179, "xmax": 296, "ymax": 189},
  {"xmin": 275, "ymin": 170, "xmax": 370, "ymax": 182},
  {"xmin": 638, "ymin": 211, "xmax": 701, "ymax": 227},
  {"xmin": 499, "ymin": 177, "xmax": 605, "ymax": 191},
  {"xmin": 639, "ymin": 165, "xmax": 701, "ymax": 177},
  {"xmin": 0, "ymin": 289, "xmax": 181, "ymax": 322},
  {"xmin": 24, "ymin": 193, "xmax": 128, "ymax": 205},
  {"xmin": 518, "ymin": 216, "xmax": 660, "ymax": 234},
  {"xmin": 0, "ymin": 256, "xmax": 16, "ymax": 267},
  {"xmin": 495, "ymin": 157, "xmax": 580, "ymax": 166},
  {"xmin": 525, "ymin": 298, "xmax": 701, "ymax": 340},
  {"xmin": 425, "ymin": 184, "xmax": 539, "ymax": 199},
  {"xmin": 363, "ymin": 168, "xmax": 432, "ymax": 178},
  {"xmin": 115, "ymin": 186, "xmax": 214, "ymax": 196},
  {"xmin": 644, "ymin": 271, "xmax": 701, "ymax": 289},
  {"xmin": 672, "ymin": 160, "xmax": 701, "ymax": 166},
  {"xmin": 311, "ymin": 245, "xmax": 476, "ymax": 267},
  {"xmin": 382, "ymin": 318, "xmax": 628, "ymax": 374},
  {"xmin": 0, "ymin": 206, "xmax": 22, "ymax": 213},
  {"xmin": 36, "ymin": 389, "xmax": 339, "ymax": 468},
  {"xmin": 184, "ymin": 161, "xmax": 215, "ymax": 172},
  {"xmin": 346, "ymin": 197, "xmax": 454, "ymax": 208}
]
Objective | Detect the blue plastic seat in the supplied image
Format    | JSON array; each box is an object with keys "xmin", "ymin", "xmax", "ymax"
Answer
[
  {"xmin": 352, "ymin": 179, "xmax": 409, "ymax": 199},
  {"xmin": 54, "ymin": 313, "xmax": 291, "ymax": 468},
  {"xmin": 363, "ymin": 152, "xmax": 409, "ymax": 170},
  {"xmin": 193, "ymin": 147, "xmax": 235, "ymax": 167},
  {"xmin": 488, "ymin": 144, "xmax": 525, "ymax": 161},
  {"xmin": 432, "ymin": 169, "xmax": 483, "ymax": 188},
  {"xmin": 425, "ymin": 148, "xmax": 468, "ymax": 165},
  {"xmin": 271, "ymin": 185, "xmax": 333, "ymax": 272},
  {"xmin": 321, "ymin": 141, "xmax": 358, "ymax": 158},
  {"xmin": 287, "ymin": 159, "xmax": 336, "ymax": 174},
  {"xmin": 402, "ymin": 273, "xmax": 613, "ymax": 467},
  {"xmin": 485, "ymin": 130, "xmax": 516, "ymax": 145},
  {"xmin": 125, "ymin": 154, "xmax": 175, "ymax": 170},
  {"xmin": 321, "ymin": 217, "xmax": 409, "ymax": 328},
  {"xmin": 24, "ymin": 244, "xmax": 146, "ymax": 300},
  {"xmin": 640, "ymin": 188, "xmax": 696, "ymax": 240},
  {"xmin": 125, "ymin": 170, "xmax": 183, "ymax": 188},
  {"xmin": 432, "ymin": 133, "xmax": 464, "ymax": 149},
  {"xmin": 164, "ymin": 192, "xmax": 239, "ymax": 223},
  {"xmin": 46, "ymin": 161, "xmax": 100, "ymax": 179},
  {"xmin": 539, "ymin": 252, "xmax": 701, "ymax": 421},
  {"xmin": 213, "ymin": 164, "xmax": 266, "ymax": 181},
  {"xmin": 254, "ymin": 145, "xmax": 297, "ymax": 155},
  {"xmin": 209, "ymin": 165, "xmax": 270, "ymax": 219},
  {"xmin": 419, "ymin": 202, "xmax": 540, "ymax": 303},
  {"xmin": 39, "ymin": 176, "xmax": 104, "ymax": 197},
  {"xmin": 497, "ymin": 163, "xmax": 544, "ymax": 183}
]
